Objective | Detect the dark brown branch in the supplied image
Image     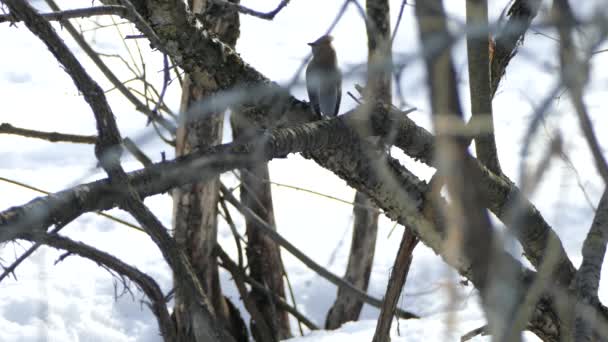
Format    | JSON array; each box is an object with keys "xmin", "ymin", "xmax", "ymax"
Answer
[
  {"xmin": 0, "ymin": 122, "xmax": 96, "ymax": 144},
  {"xmin": 20, "ymin": 232, "xmax": 176, "ymax": 342},
  {"xmin": 206, "ymin": 0, "xmax": 291, "ymax": 20},
  {"xmin": 214, "ymin": 246, "xmax": 274, "ymax": 342},
  {"xmin": 216, "ymin": 246, "xmax": 319, "ymax": 331},
  {"xmin": 0, "ymin": 5, "xmax": 129, "ymax": 23},
  {"xmin": 461, "ymin": 325, "xmax": 488, "ymax": 341},
  {"xmin": 372, "ymin": 228, "xmax": 418, "ymax": 342}
]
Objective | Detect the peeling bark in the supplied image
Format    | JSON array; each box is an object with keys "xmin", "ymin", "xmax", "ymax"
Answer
[{"xmin": 172, "ymin": 1, "xmax": 246, "ymax": 340}]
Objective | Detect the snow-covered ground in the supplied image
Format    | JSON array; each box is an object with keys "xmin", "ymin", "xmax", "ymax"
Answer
[{"xmin": 1, "ymin": 0, "xmax": 608, "ymax": 341}]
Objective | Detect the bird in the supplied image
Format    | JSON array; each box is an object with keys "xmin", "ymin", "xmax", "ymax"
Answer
[{"xmin": 305, "ymin": 35, "xmax": 342, "ymax": 118}]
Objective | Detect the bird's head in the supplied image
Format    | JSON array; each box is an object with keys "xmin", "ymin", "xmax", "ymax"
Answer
[{"xmin": 308, "ymin": 35, "xmax": 335, "ymax": 56}]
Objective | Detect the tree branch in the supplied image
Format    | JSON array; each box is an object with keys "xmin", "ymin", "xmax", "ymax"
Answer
[
  {"xmin": 0, "ymin": 123, "xmax": 96, "ymax": 144},
  {"xmin": 20, "ymin": 231, "xmax": 176, "ymax": 342},
  {"xmin": 0, "ymin": 5, "xmax": 129, "ymax": 23},
  {"xmin": 466, "ymin": 0, "xmax": 501, "ymax": 174},
  {"xmin": 206, "ymin": 0, "xmax": 291, "ymax": 20}
]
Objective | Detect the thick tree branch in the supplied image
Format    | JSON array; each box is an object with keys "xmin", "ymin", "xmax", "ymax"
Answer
[
  {"xmin": 0, "ymin": 103, "xmax": 601, "ymax": 339},
  {"xmin": 92, "ymin": 0, "xmax": 575, "ymax": 294},
  {"xmin": 574, "ymin": 189, "xmax": 608, "ymax": 341},
  {"xmin": 466, "ymin": 0, "xmax": 501, "ymax": 174}
]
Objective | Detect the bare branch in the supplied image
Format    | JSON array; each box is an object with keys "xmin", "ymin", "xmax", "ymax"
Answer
[
  {"xmin": 206, "ymin": 0, "xmax": 291, "ymax": 20},
  {"xmin": 372, "ymin": 228, "xmax": 418, "ymax": 342},
  {"xmin": 0, "ymin": 122, "xmax": 96, "ymax": 144},
  {"xmin": 575, "ymin": 190, "xmax": 608, "ymax": 341},
  {"xmin": 42, "ymin": 0, "xmax": 176, "ymax": 133},
  {"xmin": 20, "ymin": 231, "xmax": 176, "ymax": 341},
  {"xmin": 0, "ymin": 5, "xmax": 129, "ymax": 23},
  {"xmin": 553, "ymin": 0, "xmax": 608, "ymax": 185},
  {"xmin": 219, "ymin": 183, "xmax": 420, "ymax": 320}
]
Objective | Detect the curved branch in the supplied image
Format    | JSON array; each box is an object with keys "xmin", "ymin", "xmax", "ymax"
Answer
[{"xmin": 20, "ymin": 232, "xmax": 176, "ymax": 342}]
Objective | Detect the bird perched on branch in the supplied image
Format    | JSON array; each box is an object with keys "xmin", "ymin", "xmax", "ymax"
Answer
[{"xmin": 306, "ymin": 35, "xmax": 342, "ymax": 118}]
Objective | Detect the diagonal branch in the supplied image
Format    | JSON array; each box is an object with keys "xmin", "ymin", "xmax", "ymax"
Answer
[
  {"xmin": 20, "ymin": 231, "xmax": 176, "ymax": 342},
  {"xmin": 0, "ymin": 122, "xmax": 97, "ymax": 144},
  {"xmin": 574, "ymin": 189, "xmax": 608, "ymax": 341},
  {"xmin": 219, "ymin": 183, "xmax": 419, "ymax": 320}
]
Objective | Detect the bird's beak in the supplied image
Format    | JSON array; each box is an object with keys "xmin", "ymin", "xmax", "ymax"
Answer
[{"xmin": 307, "ymin": 42, "xmax": 315, "ymax": 46}]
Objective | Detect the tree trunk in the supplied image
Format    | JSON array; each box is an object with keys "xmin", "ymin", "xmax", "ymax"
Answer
[
  {"xmin": 172, "ymin": 1, "xmax": 245, "ymax": 340},
  {"xmin": 231, "ymin": 113, "xmax": 292, "ymax": 340},
  {"xmin": 325, "ymin": 192, "xmax": 379, "ymax": 329}
]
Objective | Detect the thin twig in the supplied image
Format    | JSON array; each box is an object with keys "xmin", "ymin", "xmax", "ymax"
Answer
[
  {"xmin": 206, "ymin": 0, "xmax": 291, "ymax": 20},
  {"xmin": 42, "ymin": 0, "xmax": 176, "ymax": 133},
  {"xmin": 0, "ymin": 123, "xmax": 96, "ymax": 144}
]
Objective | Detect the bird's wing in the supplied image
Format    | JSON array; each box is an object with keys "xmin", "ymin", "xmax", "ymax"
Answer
[
  {"xmin": 306, "ymin": 66, "xmax": 321, "ymax": 116},
  {"xmin": 332, "ymin": 70, "xmax": 342, "ymax": 117}
]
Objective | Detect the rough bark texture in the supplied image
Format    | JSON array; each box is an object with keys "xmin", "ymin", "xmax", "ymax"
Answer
[
  {"xmin": 232, "ymin": 114, "xmax": 291, "ymax": 341},
  {"xmin": 2, "ymin": 109, "xmax": 602, "ymax": 340},
  {"xmin": 325, "ymin": 192, "xmax": 379, "ymax": 329},
  {"xmin": 172, "ymin": 1, "xmax": 245, "ymax": 341}
]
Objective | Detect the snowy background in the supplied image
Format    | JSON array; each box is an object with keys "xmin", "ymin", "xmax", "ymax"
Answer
[{"xmin": 1, "ymin": 0, "xmax": 608, "ymax": 341}]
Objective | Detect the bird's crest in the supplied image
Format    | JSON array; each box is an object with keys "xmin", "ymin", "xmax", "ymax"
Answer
[{"xmin": 308, "ymin": 35, "xmax": 333, "ymax": 46}]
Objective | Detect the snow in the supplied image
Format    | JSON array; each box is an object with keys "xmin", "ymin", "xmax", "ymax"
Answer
[{"xmin": 1, "ymin": 0, "xmax": 608, "ymax": 341}]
